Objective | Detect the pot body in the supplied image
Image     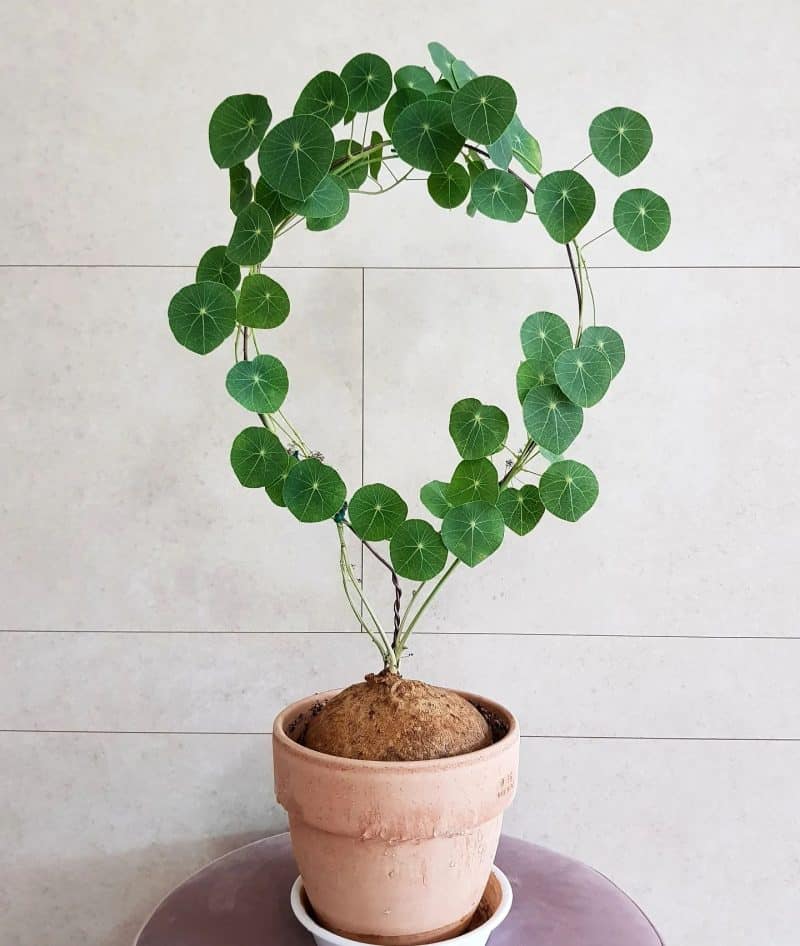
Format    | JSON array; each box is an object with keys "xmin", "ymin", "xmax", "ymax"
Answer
[{"xmin": 272, "ymin": 689, "xmax": 519, "ymax": 946}]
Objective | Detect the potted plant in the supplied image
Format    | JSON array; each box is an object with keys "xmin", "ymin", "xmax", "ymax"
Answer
[{"xmin": 167, "ymin": 41, "xmax": 670, "ymax": 946}]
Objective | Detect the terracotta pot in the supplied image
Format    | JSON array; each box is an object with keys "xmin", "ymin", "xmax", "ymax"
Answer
[{"xmin": 272, "ymin": 689, "xmax": 519, "ymax": 946}]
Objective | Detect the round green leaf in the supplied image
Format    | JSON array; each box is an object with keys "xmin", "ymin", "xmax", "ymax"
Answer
[
  {"xmin": 168, "ymin": 281, "xmax": 237, "ymax": 355},
  {"xmin": 307, "ymin": 177, "xmax": 350, "ymax": 231},
  {"xmin": 291, "ymin": 174, "xmax": 346, "ymax": 217},
  {"xmin": 391, "ymin": 98, "xmax": 465, "ymax": 173},
  {"xmin": 340, "ymin": 52, "xmax": 392, "ymax": 112},
  {"xmin": 451, "ymin": 59, "xmax": 477, "ymax": 89},
  {"xmin": 389, "ymin": 519, "xmax": 448, "ymax": 580},
  {"xmin": 265, "ymin": 452, "xmax": 296, "ymax": 507},
  {"xmin": 394, "ymin": 65, "xmax": 436, "ymax": 94},
  {"xmin": 470, "ymin": 168, "xmax": 527, "ymax": 222},
  {"xmin": 449, "ymin": 398, "xmax": 509, "ymax": 459},
  {"xmin": 451, "ymin": 75, "xmax": 516, "ymax": 144},
  {"xmin": 284, "ymin": 458, "xmax": 346, "ymax": 523},
  {"xmin": 348, "ymin": 483, "xmax": 408, "ymax": 541},
  {"xmin": 449, "ymin": 458, "xmax": 499, "ymax": 506},
  {"xmin": 332, "ymin": 140, "xmax": 369, "ymax": 189},
  {"xmin": 539, "ymin": 459, "xmax": 599, "ymax": 522},
  {"xmin": 196, "ymin": 246, "xmax": 240, "ymax": 290},
  {"xmin": 522, "ymin": 384, "xmax": 584, "ymax": 454},
  {"xmin": 383, "ymin": 88, "xmax": 425, "ymax": 136},
  {"xmin": 368, "ymin": 129, "xmax": 384, "ymax": 180},
  {"xmin": 516, "ymin": 355, "xmax": 556, "ymax": 403},
  {"xmin": 427, "ymin": 163, "xmax": 470, "ymax": 209},
  {"xmin": 420, "ymin": 480, "xmax": 453, "ymax": 519},
  {"xmin": 613, "ymin": 188, "xmax": 671, "ymax": 251},
  {"xmin": 229, "ymin": 163, "xmax": 253, "ymax": 216},
  {"xmin": 580, "ymin": 326, "xmax": 625, "ymax": 378},
  {"xmin": 427, "ymin": 41, "xmax": 458, "ymax": 86},
  {"xmin": 227, "ymin": 203, "xmax": 274, "ymax": 265},
  {"xmin": 254, "ymin": 178, "xmax": 290, "ymax": 227},
  {"xmin": 230, "ymin": 427, "xmax": 287, "ymax": 488},
  {"xmin": 534, "ymin": 170, "xmax": 596, "ymax": 243},
  {"xmin": 589, "ymin": 107, "xmax": 652, "ymax": 177},
  {"xmin": 294, "ymin": 71, "xmax": 349, "ymax": 126},
  {"xmin": 554, "ymin": 345, "xmax": 613, "ymax": 408},
  {"xmin": 237, "ymin": 274, "xmax": 290, "ymax": 329},
  {"xmin": 496, "ymin": 485, "xmax": 544, "ymax": 536},
  {"xmin": 258, "ymin": 115, "xmax": 335, "ymax": 201},
  {"xmin": 507, "ymin": 115, "xmax": 541, "ymax": 174},
  {"xmin": 520, "ymin": 311, "xmax": 573, "ymax": 362},
  {"xmin": 441, "ymin": 501, "xmax": 504, "ymax": 567},
  {"xmin": 225, "ymin": 354, "xmax": 288, "ymax": 413},
  {"xmin": 209, "ymin": 94, "xmax": 272, "ymax": 168}
]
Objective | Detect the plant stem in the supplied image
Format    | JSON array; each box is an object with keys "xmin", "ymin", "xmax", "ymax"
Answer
[
  {"xmin": 345, "ymin": 521, "xmax": 403, "ymax": 646},
  {"xmin": 395, "ymin": 558, "xmax": 460, "ymax": 657}
]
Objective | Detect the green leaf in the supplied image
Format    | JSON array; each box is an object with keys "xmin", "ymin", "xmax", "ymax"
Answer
[
  {"xmin": 589, "ymin": 107, "xmax": 652, "ymax": 177},
  {"xmin": 394, "ymin": 65, "xmax": 436, "ymax": 94},
  {"xmin": 539, "ymin": 459, "xmax": 599, "ymax": 522},
  {"xmin": 441, "ymin": 500, "xmax": 504, "ymax": 567},
  {"xmin": 227, "ymin": 203, "xmax": 274, "ymax": 265},
  {"xmin": 291, "ymin": 174, "xmax": 346, "ymax": 217},
  {"xmin": 254, "ymin": 178, "xmax": 290, "ymax": 227},
  {"xmin": 449, "ymin": 458, "xmax": 499, "ymax": 506},
  {"xmin": 470, "ymin": 168, "xmax": 527, "ymax": 222},
  {"xmin": 554, "ymin": 345, "xmax": 613, "ymax": 408},
  {"xmin": 449, "ymin": 397, "xmax": 509, "ymax": 459},
  {"xmin": 520, "ymin": 311, "xmax": 573, "ymax": 362},
  {"xmin": 383, "ymin": 88, "xmax": 425, "ymax": 136},
  {"xmin": 613, "ymin": 188, "xmax": 671, "ymax": 251},
  {"xmin": 451, "ymin": 75, "xmax": 516, "ymax": 144},
  {"xmin": 225, "ymin": 354, "xmax": 288, "ymax": 413},
  {"xmin": 209, "ymin": 94, "xmax": 272, "ymax": 168},
  {"xmin": 534, "ymin": 170, "xmax": 596, "ymax": 243},
  {"xmin": 307, "ymin": 178, "xmax": 350, "ymax": 231},
  {"xmin": 237, "ymin": 274, "xmax": 290, "ymax": 329},
  {"xmin": 429, "ymin": 87, "xmax": 455, "ymax": 104},
  {"xmin": 348, "ymin": 483, "xmax": 408, "ymax": 540},
  {"xmin": 451, "ymin": 59, "xmax": 477, "ymax": 88},
  {"xmin": 196, "ymin": 246, "xmax": 240, "ymax": 290},
  {"xmin": 369, "ymin": 130, "xmax": 383, "ymax": 180},
  {"xmin": 507, "ymin": 115, "xmax": 541, "ymax": 174},
  {"xmin": 284, "ymin": 458, "xmax": 346, "ymax": 523},
  {"xmin": 522, "ymin": 384, "xmax": 584, "ymax": 454},
  {"xmin": 265, "ymin": 452, "xmax": 296, "ymax": 506},
  {"xmin": 168, "ymin": 281, "xmax": 237, "ymax": 355},
  {"xmin": 229, "ymin": 163, "xmax": 253, "ymax": 216},
  {"xmin": 340, "ymin": 52, "xmax": 393, "ymax": 112},
  {"xmin": 427, "ymin": 41, "xmax": 458, "ymax": 87},
  {"xmin": 496, "ymin": 485, "xmax": 544, "ymax": 536},
  {"xmin": 230, "ymin": 427, "xmax": 287, "ymax": 488},
  {"xmin": 516, "ymin": 355, "xmax": 556, "ymax": 403},
  {"xmin": 580, "ymin": 326, "xmax": 625, "ymax": 378},
  {"xmin": 333, "ymin": 140, "xmax": 369, "ymax": 188},
  {"xmin": 294, "ymin": 71, "xmax": 349, "ymax": 126},
  {"xmin": 258, "ymin": 114, "xmax": 335, "ymax": 201},
  {"xmin": 487, "ymin": 128, "xmax": 512, "ymax": 170},
  {"xmin": 389, "ymin": 518, "xmax": 448, "ymax": 580},
  {"xmin": 427, "ymin": 163, "xmax": 470, "ymax": 209},
  {"xmin": 420, "ymin": 480, "xmax": 453, "ymax": 519},
  {"xmin": 391, "ymin": 98, "xmax": 465, "ymax": 173}
]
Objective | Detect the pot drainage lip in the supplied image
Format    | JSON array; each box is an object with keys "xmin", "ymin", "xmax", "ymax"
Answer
[{"xmin": 289, "ymin": 865, "xmax": 513, "ymax": 946}]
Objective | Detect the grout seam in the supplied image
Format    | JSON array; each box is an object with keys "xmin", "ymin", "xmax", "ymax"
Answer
[{"xmin": 1, "ymin": 264, "xmax": 799, "ymax": 271}]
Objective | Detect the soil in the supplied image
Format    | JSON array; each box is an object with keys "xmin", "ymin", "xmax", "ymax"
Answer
[{"xmin": 301, "ymin": 671, "xmax": 494, "ymax": 762}]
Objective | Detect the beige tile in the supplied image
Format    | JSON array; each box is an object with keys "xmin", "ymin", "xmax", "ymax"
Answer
[
  {"xmin": 0, "ymin": 1, "xmax": 796, "ymax": 266},
  {"xmin": 3, "ymin": 631, "xmax": 798, "ymax": 738},
  {"xmin": 0, "ymin": 267, "xmax": 362, "ymax": 630},
  {"xmin": 0, "ymin": 732, "xmax": 285, "ymax": 946},
  {"xmin": 1, "ymin": 734, "xmax": 796, "ymax": 946},
  {"xmin": 362, "ymin": 267, "xmax": 799, "ymax": 637}
]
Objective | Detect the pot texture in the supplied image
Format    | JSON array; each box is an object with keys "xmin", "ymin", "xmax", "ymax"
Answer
[{"xmin": 272, "ymin": 689, "xmax": 520, "ymax": 946}]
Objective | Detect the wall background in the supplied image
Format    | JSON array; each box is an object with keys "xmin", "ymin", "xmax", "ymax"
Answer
[{"xmin": 1, "ymin": 2, "xmax": 798, "ymax": 944}]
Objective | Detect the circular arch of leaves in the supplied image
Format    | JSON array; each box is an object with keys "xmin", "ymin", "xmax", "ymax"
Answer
[{"xmin": 167, "ymin": 43, "xmax": 671, "ymax": 671}]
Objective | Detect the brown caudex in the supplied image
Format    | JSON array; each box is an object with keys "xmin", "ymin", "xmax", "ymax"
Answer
[{"xmin": 272, "ymin": 689, "xmax": 520, "ymax": 945}]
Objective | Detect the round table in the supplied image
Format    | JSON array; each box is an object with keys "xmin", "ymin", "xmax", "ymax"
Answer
[{"xmin": 135, "ymin": 833, "xmax": 663, "ymax": 946}]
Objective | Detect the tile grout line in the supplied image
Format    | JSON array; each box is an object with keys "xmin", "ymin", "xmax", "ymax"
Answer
[
  {"xmin": 360, "ymin": 267, "xmax": 365, "ymax": 595},
  {"xmin": 1, "ymin": 264, "xmax": 799, "ymax": 271}
]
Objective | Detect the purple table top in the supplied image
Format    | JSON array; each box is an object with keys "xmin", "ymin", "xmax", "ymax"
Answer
[{"xmin": 135, "ymin": 833, "xmax": 663, "ymax": 946}]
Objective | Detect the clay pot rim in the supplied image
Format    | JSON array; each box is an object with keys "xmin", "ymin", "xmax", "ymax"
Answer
[{"xmin": 272, "ymin": 687, "xmax": 519, "ymax": 771}]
